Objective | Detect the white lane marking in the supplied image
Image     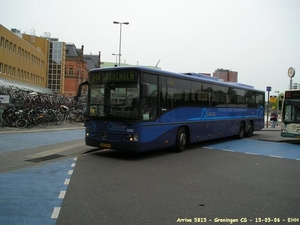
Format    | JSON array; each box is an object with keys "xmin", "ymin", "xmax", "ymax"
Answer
[
  {"xmin": 52, "ymin": 155, "xmax": 78, "ymax": 219},
  {"xmin": 51, "ymin": 207, "xmax": 61, "ymax": 219},
  {"xmin": 59, "ymin": 191, "xmax": 66, "ymax": 199},
  {"xmin": 269, "ymin": 155, "xmax": 283, "ymax": 159},
  {"xmin": 245, "ymin": 152, "xmax": 258, "ymax": 155},
  {"xmin": 64, "ymin": 179, "xmax": 70, "ymax": 185}
]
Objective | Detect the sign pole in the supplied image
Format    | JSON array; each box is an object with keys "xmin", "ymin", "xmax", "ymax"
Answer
[{"xmin": 266, "ymin": 86, "xmax": 272, "ymax": 128}]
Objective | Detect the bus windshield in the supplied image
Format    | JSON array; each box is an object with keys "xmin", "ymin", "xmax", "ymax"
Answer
[
  {"xmin": 87, "ymin": 70, "xmax": 141, "ymax": 120},
  {"xmin": 282, "ymin": 100, "xmax": 300, "ymax": 123}
]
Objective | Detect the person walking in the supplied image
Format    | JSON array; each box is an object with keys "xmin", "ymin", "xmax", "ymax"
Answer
[{"xmin": 270, "ymin": 106, "xmax": 278, "ymax": 128}]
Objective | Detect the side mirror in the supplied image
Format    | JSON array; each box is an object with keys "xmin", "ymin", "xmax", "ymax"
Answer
[{"xmin": 74, "ymin": 81, "xmax": 88, "ymax": 101}]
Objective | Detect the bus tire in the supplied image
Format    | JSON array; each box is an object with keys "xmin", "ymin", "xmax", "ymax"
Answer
[
  {"xmin": 174, "ymin": 127, "xmax": 187, "ymax": 152},
  {"xmin": 237, "ymin": 122, "xmax": 245, "ymax": 139},
  {"xmin": 246, "ymin": 122, "xmax": 254, "ymax": 137}
]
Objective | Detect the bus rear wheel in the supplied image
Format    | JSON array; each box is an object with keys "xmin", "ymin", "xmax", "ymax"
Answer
[
  {"xmin": 237, "ymin": 122, "xmax": 245, "ymax": 139},
  {"xmin": 174, "ymin": 127, "xmax": 187, "ymax": 152},
  {"xmin": 246, "ymin": 122, "xmax": 254, "ymax": 137}
]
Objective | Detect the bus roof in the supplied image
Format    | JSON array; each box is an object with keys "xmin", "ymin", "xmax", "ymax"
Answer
[{"xmin": 89, "ymin": 66, "xmax": 263, "ymax": 92}]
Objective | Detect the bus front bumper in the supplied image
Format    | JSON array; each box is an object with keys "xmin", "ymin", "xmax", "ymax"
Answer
[{"xmin": 85, "ymin": 137, "xmax": 141, "ymax": 152}]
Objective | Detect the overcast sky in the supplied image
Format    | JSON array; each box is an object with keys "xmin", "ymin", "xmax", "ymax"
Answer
[{"xmin": 1, "ymin": 0, "xmax": 299, "ymax": 94}]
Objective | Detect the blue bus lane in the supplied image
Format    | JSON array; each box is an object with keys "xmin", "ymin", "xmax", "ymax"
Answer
[
  {"xmin": 204, "ymin": 138, "xmax": 300, "ymax": 161},
  {"xmin": 0, "ymin": 129, "xmax": 84, "ymax": 225}
]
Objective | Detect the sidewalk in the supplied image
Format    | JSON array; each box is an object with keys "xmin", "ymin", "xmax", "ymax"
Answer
[
  {"xmin": 262, "ymin": 126, "xmax": 281, "ymax": 131},
  {"xmin": 257, "ymin": 125, "xmax": 299, "ymax": 143},
  {"xmin": 0, "ymin": 124, "xmax": 88, "ymax": 173}
]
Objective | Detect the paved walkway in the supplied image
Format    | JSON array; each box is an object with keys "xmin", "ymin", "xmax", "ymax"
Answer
[{"xmin": 0, "ymin": 123, "xmax": 94, "ymax": 173}]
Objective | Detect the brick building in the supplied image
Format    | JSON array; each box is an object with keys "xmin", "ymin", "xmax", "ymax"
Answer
[
  {"xmin": 64, "ymin": 44, "xmax": 87, "ymax": 96},
  {"xmin": 64, "ymin": 44, "xmax": 102, "ymax": 96},
  {"xmin": 213, "ymin": 68, "xmax": 238, "ymax": 82}
]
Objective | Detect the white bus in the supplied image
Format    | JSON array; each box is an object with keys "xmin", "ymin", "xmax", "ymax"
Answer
[{"xmin": 281, "ymin": 90, "xmax": 300, "ymax": 138}]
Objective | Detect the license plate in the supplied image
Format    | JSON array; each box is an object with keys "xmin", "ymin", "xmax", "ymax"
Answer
[{"xmin": 100, "ymin": 143, "xmax": 111, "ymax": 148}]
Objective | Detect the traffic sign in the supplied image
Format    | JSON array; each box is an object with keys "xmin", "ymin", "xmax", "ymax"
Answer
[
  {"xmin": 0, "ymin": 95, "xmax": 9, "ymax": 104},
  {"xmin": 269, "ymin": 95, "xmax": 277, "ymax": 103}
]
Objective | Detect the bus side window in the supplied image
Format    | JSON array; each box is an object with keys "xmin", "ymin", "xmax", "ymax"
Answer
[
  {"xmin": 246, "ymin": 97, "xmax": 255, "ymax": 108},
  {"xmin": 167, "ymin": 94, "xmax": 173, "ymax": 109}
]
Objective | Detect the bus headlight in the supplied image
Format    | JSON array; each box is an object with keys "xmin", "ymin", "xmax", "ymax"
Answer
[{"xmin": 124, "ymin": 134, "xmax": 139, "ymax": 141}]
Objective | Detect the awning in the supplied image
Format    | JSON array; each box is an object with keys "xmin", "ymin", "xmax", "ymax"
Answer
[{"xmin": 0, "ymin": 78, "xmax": 53, "ymax": 94}]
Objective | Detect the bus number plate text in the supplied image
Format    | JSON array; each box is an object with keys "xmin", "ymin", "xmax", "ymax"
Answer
[{"xmin": 100, "ymin": 143, "xmax": 111, "ymax": 148}]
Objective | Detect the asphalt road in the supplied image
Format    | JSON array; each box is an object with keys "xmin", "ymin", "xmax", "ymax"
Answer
[{"xmin": 57, "ymin": 137, "xmax": 300, "ymax": 225}]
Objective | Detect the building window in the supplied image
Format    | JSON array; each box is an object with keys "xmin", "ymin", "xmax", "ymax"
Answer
[
  {"xmin": 0, "ymin": 37, "xmax": 4, "ymax": 48},
  {"xmin": 4, "ymin": 64, "xmax": 7, "ymax": 74},
  {"xmin": 5, "ymin": 40, "xmax": 9, "ymax": 50},
  {"xmin": 0, "ymin": 63, "xmax": 3, "ymax": 73},
  {"xmin": 12, "ymin": 67, "xmax": 15, "ymax": 77}
]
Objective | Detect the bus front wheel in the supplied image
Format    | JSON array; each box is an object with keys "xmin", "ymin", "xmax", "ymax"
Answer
[{"xmin": 174, "ymin": 127, "xmax": 187, "ymax": 152}]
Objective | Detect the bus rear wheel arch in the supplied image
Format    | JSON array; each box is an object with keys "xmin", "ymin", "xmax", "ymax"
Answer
[{"xmin": 174, "ymin": 126, "xmax": 188, "ymax": 152}]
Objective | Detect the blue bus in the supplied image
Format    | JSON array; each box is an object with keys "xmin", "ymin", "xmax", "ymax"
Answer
[{"xmin": 75, "ymin": 67, "xmax": 265, "ymax": 153}]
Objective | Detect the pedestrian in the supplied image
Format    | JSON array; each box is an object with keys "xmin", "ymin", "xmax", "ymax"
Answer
[{"xmin": 270, "ymin": 106, "xmax": 278, "ymax": 128}]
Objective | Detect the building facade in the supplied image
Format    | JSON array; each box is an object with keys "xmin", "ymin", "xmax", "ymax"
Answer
[
  {"xmin": 64, "ymin": 44, "xmax": 87, "ymax": 96},
  {"xmin": 48, "ymin": 39, "xmax": 66, "ymax": 94},
  {"xmin": 213, "ymin": 68, "xmax": 238, "ymax": 82},
  {"xmin": 292, "ymin": 83, "xmax": 300, "ymax": 90},
  {"xmin": 0, "ymin": 24, "xmax": 50, "ymax": 92}
]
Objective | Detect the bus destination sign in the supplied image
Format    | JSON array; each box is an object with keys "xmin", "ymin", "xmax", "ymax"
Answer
[
  {"xmin": 90, "ymin": 70, "xmax": 138, "ymax": 84},
  {"xmin": 285, "ymin": 91, "xmax": 300, "ymax": 99}
]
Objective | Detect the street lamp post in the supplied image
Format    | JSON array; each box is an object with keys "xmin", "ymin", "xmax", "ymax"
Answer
[
  {"xmin": 112, "ymin": 53, "xmax": 120, "ymax": 66},
  {"xmin": 113, "ymin": 21, "xmax": 129, "ymax": 66},
  {"xmin": 275, "ymin": 91, "xmax": 279, "ymax": 110}
]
